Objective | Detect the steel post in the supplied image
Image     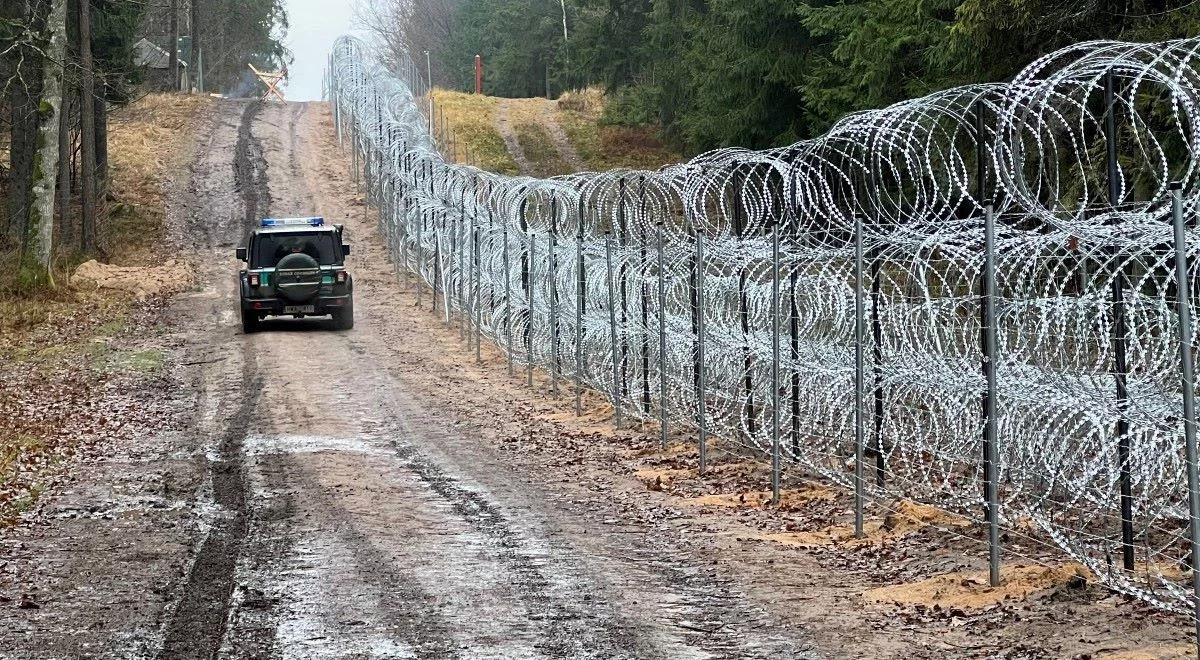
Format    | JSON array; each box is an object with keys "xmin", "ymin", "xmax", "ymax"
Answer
[
  {"xmin": 527, "ymin": 230, "xmax": 536, "ymax": 389},
  {"xmin": 855, "ymin": 213, "xmax": 866, "ymax": 538},
  {"xmin": 770, "ymin": 225, "xmax": 782, "ymax": 507},
  {"xmin": 575, "ymin": 225, "xmax": 586, "ymax": 416},
  {"xmin": 983, "ymin": 202, "xmax": 1001, "ymax": 587},
  {"xmin": 1105, "ymin": 71, "xmax": 1136, "ymax": 571},
  {"xmin": 416, "ymin": 207, "xmax": 424, "ymax": 308},
  {"xmin": 656, "ymin": 222, "xmax": 669, "ymax": 450},
  {"xmin": 696, "ymin": 232, "xmax": 709, "ymax": 474},
  {"xmin": 549, "ymin": 231, "xmax": 560, "ymax": 397},
  {"xmin": 473, "ymin": 181, "xmax": 482, "ymax": 359},
  {"xmin": 605, "ymin": 233, "xmax": 623, "ymax": 427},
  {"xmin": 503, "ymin": 224, "xmax": 514, "ymax": 376},
  {"xmin": 1169, "ymin": 184, "xmax": 1200, "ymax": 655}
]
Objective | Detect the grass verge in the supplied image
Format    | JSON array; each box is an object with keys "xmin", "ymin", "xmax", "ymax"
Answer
[
  {"xmin": 557, "ymin": 88, "xmax": 679, "ymax": 171},
  {"xmin": 0, "ymin": 92, "xmax": 209, "ymax": 525},
  {"xmin": 431, "ymin": 90, "xmax": 520, "ymax": 175}
]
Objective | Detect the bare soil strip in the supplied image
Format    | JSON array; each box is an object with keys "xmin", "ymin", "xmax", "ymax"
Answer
[{"xmin": 495, "ymin": 99, "xmax": 534, "ymax": 176}]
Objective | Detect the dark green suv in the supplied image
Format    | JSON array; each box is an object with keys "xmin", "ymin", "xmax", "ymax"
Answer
[{"xmin": 236, "ymin": 217, "xmax": 354, "ymax": 333}]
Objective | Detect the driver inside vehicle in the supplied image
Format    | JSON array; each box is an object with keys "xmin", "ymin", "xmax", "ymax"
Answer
[{"xmin": 273, "ymin": 238, "xmax": 322, "ymax": 265}]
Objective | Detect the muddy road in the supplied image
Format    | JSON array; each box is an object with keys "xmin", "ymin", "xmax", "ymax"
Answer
[{"xmin": 0, "ymin": 101, "xmax": 819, "ymax": 659}]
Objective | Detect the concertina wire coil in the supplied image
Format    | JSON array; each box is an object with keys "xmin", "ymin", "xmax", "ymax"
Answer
[{"xmin": 330, "ymin": 35, "xmax": 1200, "ymax": 615}]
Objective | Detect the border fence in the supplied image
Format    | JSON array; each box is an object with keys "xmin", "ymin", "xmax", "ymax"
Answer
[{"xmin": 326, "ymin": 35, "xmax": 1200, "ymax": 630}]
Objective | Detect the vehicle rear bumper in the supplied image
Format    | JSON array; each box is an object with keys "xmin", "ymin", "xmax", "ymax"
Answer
[{"xmin": 241, "ymin": 294, "xmax": 352, "ymax": 316}]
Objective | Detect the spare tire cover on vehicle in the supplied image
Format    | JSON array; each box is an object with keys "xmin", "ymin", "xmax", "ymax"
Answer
[{"xmin": 274, "ymin": 252, "xmax": 322, "ymax": 302}]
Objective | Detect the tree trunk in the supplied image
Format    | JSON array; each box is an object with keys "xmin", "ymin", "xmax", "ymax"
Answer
[
  {"xmin": 169, "ymin": 0, "xmax": 179, "ymax": 91},
  {"xmin": 25, "ymin": 0, "xmax": 69, "ymax": 284},
  {"xmin": 59, "ymin": 90, "xmax": 74, "ymax": 249},
  {"xmin": 5, "ymin": 1, "xmax": 41, "ymax": 250},
  {"xmin": 94, "ymin": 86, "xmax": 108, "ymax": 194},
  {"xmin": 79, "ymin": 0, "xmax": 97, "ymax": 253},
  {"xmin": 191, "ymin": 0, "xmax": 201, "ymax": 92}
]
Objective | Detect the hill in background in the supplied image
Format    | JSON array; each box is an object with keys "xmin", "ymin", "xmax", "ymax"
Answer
[{"xmin": 430, "ymin": 88, "xmax": 679, "ymax": 177}]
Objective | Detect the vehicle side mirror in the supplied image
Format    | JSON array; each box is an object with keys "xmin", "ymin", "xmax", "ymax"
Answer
[
  {"xmin": 342, "ymin": 245, "xmax": 352, "ymax": 257},
  {"xmin": 236, "ymin": 247, "xmax": 247, "ymax": 261}
]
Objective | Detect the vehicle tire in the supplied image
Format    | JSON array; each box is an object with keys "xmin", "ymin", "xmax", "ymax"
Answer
[
  {"xmin": 241, "ymin": 308, "xmax": 260, "ymax": 334},
  {"xmin": 333, "ymin": 299, "xmax": 354, "ymax": 330}
]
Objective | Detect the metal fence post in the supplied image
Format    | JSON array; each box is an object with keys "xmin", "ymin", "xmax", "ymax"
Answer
[
  {"xmin": 1169, "ymin": 183, "xmax": 1200, "ymax": 653},
  {"xmin": 855, "ymin": 213, "xmax": 866, "ymax": 538},
  {"xmin": 656, "ymin": 222, "xmax": 669, "ymax": 450},
  {"xmin": 641, "ymin": 227, "xmax": 652, "ymax": 417},
  {"xmin": 352, "ymin": 121, "xmax": 360, "ymax": 190},
  {"xmin": 432, "ymin": 214, "xmax": 441, "ymax": 316},
  {"xmin": 575, "ymin": 223, "xmax": 586, "ymax": 416},
  {"xmin": 790, "ymin": 269, "xmax": 800, "ymax": 459},
  {"xmin": 983, "ymin": 202, "xmax": 1001, "ymax": 588},
  {"xmin": 605, "ymin": 233, "xmax": 623, "ymax": 428},
  {"xmin": 1105, "ymin": 71, "xmax": 1136, "ymax": 571},
  {"xmin": 442, "ymin": 216, "xmax": 452, "ymax": 323},
  {"xmin": 416, "ymin": 207, "xmax": 424, "ymax": 308},
  {"xmin": 503, "ymin": 223, "xmax": 514, "ymax": 376},
  {"xmin": 549, "ymin": 229, "xmax": 561, "ymax": 397},
  {"xmin": 695, "ymin": 232, "xmax": 708, "ymax": 474},
  {"xmin": 736, "ymin": 195, "xmax": 756, "ymax": 441},
  {"xmin": 458, "ymin": 191, "xmax": 468, "ymax": 338},
  {"xmin": 617, "ymin": 181, "xmax": 630, "ymax": 412},
  {"xmin": 871, "ymin": 259, "xmax": 885, "ymax": 486},
  {"xmin": 449, "ymin": 209, "xmax": 459, "ymax": 329},
  {"xmin": 472, "ymin": 179, "xmax": 482, "ymax": 360},
  {"xmin": 527, "ymin": 230, "xmax": 536, "ymax": 389},
  {"xmin": 770, "ymin": 223, "xmax": 782, "ymax": 507}
]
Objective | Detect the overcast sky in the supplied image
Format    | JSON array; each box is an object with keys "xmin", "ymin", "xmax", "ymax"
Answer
[{"xmin": 283, "ymin": 0, "xmax": 359, "ymax": 101}]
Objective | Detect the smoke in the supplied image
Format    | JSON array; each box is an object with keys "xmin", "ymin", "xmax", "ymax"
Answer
[{"xmin": 224, "ymin": 70, "xmax": 263, "ymax": 99}]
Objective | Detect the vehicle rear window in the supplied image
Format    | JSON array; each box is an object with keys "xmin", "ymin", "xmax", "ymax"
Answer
[{"xmin": 252, "ymin": 232, "xmax": 340, "ymax": 268}]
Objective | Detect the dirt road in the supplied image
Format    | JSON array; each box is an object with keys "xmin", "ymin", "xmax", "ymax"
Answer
[{"xmin": 0, "ymin": 100, "xmax": 818, "ymax": 659}]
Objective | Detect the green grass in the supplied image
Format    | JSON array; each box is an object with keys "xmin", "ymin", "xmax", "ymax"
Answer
[
  {"xmin": 88, "ymin": 346, "xmax": 164, "ymax": 375},
  {"xmin": 514, "ymin": 121, "xmax": 570, "ymax": 178},
  {"xmin": 0, "ymin": 434, "xmax": 49, "ymax": 524},
  {"xmin": 558, "ymin": 109, "xmax": 679, "ymax": 171},
  {"xmin": 431, "ymin": 90, "xmax": 520, "ymax": 175}
]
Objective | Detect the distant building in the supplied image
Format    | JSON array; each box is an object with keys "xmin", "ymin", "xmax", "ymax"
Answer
[{"xmin": 133, "ymin": 38, "xmax": 187, "ymax": 91}]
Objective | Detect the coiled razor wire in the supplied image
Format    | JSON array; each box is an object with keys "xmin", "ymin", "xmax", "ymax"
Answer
[{"xmin": 329, "ymin": 36, "xmax": 1200, "ymax": 617}]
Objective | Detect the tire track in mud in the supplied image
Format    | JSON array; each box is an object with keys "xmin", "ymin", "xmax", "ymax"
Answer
[
  {"xmin": 159, "ymin": 358, "xmax": 261, "ymax": 658},
  {"xmin": 380, "ymin": 383, "xmax": 806, "ymax": 659},
  {"xmin": 267, "ymin": 451, "xmax": 466, "ymax": 660},
  {"xmin": 158, "ymin": 101, "xmax": 271, "ymax": 659},
  {"xmin": 388, "ymin": 450, "xmax": 645, "ymax": 657},
  {"xmin": 378, "ymin": 396, "xmax": 649, "ymax": 659},
  {"xmin": 236, "ymin": 102, "xmax": 270, "ymax": 227}
]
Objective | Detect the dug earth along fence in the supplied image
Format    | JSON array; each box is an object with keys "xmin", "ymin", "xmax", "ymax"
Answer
[{"xmin": 327, "ymin": 36, "xmax": 1200, "ymax": 631}]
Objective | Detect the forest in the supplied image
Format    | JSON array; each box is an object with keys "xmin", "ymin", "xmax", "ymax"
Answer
[
  {"xmin": 362, "ymin": 0, "xmax": 1200, "ymax": 153},
  {"xmin": 0, "ymin": 0, "xmax": 288, "ymax": 285}
]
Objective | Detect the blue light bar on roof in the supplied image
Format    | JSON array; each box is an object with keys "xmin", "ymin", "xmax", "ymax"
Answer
[{"xmin": 260, "ymin": 217, "xmax": 324, "ymax": 228}]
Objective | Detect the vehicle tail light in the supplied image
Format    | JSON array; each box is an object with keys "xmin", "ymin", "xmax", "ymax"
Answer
[
  {"xmin": 335, "ymin": 271, "xmax": 347, "ymax": 284},
  {"xmin": 248, "ymin": 273, "xmax": 260, "ymax": 287}
]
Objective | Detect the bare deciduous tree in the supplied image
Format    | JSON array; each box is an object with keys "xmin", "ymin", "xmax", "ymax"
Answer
[
  {"xmin": 25, "ymin": 0, "xmax": 68, "ymax": 282},
  {"xmin": 79, "ymin": 0, "xmax": 96, "ymax": 253},
  {"xmin": 356, "ymin": 0, "xmax": 462, "ymax": 85}
]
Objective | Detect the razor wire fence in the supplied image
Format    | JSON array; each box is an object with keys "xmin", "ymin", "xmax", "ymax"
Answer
[{"xmin": 326, "ymin": 35, "xmax": 1200, "ymax": 624}]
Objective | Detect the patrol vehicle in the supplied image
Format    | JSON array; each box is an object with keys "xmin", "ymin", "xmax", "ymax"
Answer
[{"xmin": 236, "ymin": 217, "xmax": 354, "ymax": 333}]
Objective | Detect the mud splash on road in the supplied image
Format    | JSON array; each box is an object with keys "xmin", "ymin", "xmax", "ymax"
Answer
[{"xmin": 158, "ymin": 101, "xmax": 271, "ymax": 659}]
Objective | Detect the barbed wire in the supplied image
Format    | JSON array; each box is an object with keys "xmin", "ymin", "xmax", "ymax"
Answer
[{"xmin": 330, "ymin": 35, "xmax": 1200, "ymax": 617}]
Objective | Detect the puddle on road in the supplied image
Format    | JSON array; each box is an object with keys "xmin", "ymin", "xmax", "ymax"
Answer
[{"xmin": 243, "ymin": 434, "xmax": 391, "ymax": 457}]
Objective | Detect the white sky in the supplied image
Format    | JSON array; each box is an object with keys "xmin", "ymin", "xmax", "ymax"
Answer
[{"xmin": 283, "ymin": 0, "xmax": 359, "ymax": 101}]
